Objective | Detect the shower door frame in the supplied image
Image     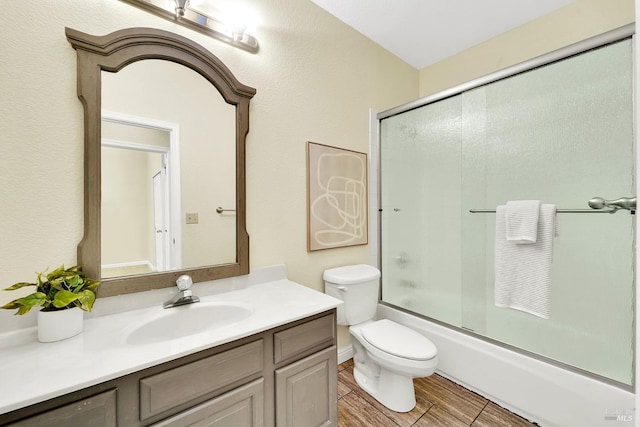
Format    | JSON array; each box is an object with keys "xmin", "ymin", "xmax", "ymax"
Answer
[{"xmin": 375, "ymin": 23, "xmax": 636, "ymax": 390}]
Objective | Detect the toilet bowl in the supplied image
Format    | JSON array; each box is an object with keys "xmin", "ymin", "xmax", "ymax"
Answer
[
  {"xmin": 350, "ymin": 319, "xmax": 438, "ymax": 412},
  {"xmin": 324, "ymin": 264, "xmax": 438, "ymax": 412}
]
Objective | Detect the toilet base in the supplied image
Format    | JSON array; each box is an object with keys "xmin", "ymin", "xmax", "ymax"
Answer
[
  {"xmin": 353, "ymin": 364, "xmax": 417, "ymax": 413},
  {"xmin": 348, "ymin": 320, "xmax": 437, "ymax": 413}
]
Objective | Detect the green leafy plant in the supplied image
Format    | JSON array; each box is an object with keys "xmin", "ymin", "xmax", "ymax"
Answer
[{"xmin": 2, "ymin": 265, "xmax": 100, "ymax": 315}]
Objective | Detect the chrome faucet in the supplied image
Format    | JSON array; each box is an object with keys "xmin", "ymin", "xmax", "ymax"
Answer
[{"xmin": 163, "ymin": 275, "xmax": 200, "ymax": 308}]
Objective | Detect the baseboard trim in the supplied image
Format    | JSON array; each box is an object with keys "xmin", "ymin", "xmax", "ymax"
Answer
[{"xmin": 338, "ymin": 344, "xmax": 353, "ymax": 364}]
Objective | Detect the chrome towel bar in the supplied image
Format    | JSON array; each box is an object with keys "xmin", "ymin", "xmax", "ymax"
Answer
[
  {"xmin": 216, "ymin": 207, "xmax": 236, "ymax": 214},
  {"xmin": 469, "ymin": 208, "xmax": 623, "ymax": 214},
  {"xmin": 470, "ymin": 196, "xmax": 636, "ymax": 214}
]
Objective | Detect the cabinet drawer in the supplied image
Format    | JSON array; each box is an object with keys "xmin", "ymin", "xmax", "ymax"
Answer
[
  {"xmin": 7, "ymin": 389, "xmax": 117, "ymax": 427},
  {"xmin": 140, "ymin": 339, "xmax": 263, "ymax": 421},
  {"xmin": 151, "ymin": 378, "xmax": 264, "ymax": 427},
  {"xmin": 274, "ymin": 313, "xmax": 335, "ymax": 364}
]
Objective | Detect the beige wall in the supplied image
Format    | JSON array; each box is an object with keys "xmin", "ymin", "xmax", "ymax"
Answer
[
  {"xmin": 0, "ymin": 0, "xmax": 418, "ymax": 335},
  {"xmin": 419, "ymin": 0, "xmax": 634, "ymax": 97}
]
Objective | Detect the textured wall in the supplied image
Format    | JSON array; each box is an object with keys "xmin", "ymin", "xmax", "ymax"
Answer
[
  {"xmin": 418, "ymin": 0, "xmax": 634, "ymax": 97},
  {"xmin": 0, "ymin": 0, "xmax": 418, "ymax": 341}
]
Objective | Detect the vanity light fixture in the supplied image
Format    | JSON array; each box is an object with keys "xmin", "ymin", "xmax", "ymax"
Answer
[
  {"xmin": 174, "ymin": 0, "xmax": 188, "ymax": 17},
  {"xmin": 119, "ymin": 0, "xmax": 259, "ymax": 53}
]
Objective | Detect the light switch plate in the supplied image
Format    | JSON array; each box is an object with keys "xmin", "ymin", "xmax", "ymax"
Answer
[{"xmin": 186, "ymin": 213, "xmax": 199, "ymax": 224}]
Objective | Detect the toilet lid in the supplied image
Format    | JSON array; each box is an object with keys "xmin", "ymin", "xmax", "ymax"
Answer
[{"xmin": 361, "ymin": 319, "xmax": 437, "ymax": 361}]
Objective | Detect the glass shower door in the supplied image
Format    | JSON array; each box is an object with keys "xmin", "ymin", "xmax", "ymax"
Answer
[
  {"xmin": 380, "ymin": 38, "xmax": 634, "ymax": 385},
  {"xmin": 380, "ymin": 94, "xmax": 464, "ymax": 328},
  {"xmin": 465, "ymin": 38, "xmax": 634, "ymax": 385}
]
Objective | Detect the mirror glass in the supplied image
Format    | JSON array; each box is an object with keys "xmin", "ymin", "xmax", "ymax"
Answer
[
  {"xmin": 67, "ymin": 27, "xmax": 254, "ymax": 297},
  {"xmin": 100, "ymin": 60, "xmax": 237, "ymax": 279}
]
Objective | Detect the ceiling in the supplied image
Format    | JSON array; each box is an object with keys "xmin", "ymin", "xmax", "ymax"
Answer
[{"xmin": 308, "ymin": 0, "xmax": 575, "ymax": 70}]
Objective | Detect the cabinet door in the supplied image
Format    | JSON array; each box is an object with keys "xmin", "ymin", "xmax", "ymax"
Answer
[
  {"xmin": 151, "ymin": 378, "xmax": 264, "ymax": 427},
  {"xmin": 6, "ymin": 390, "xmax": 116, "ymax": 427},
  {"xmin": 275, "ymin": 346, "xmax": 337, "ymax": 427}
]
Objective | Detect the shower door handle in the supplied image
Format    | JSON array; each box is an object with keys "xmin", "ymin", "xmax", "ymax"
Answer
[{"xmin": 588, "ymin": 196, "xmax": 636, "ymax": 211}]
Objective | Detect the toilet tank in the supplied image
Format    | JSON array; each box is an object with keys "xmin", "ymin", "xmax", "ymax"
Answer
[{"xmin": 323, "ymin": 265, "xmax": 381, "ymax": 326}]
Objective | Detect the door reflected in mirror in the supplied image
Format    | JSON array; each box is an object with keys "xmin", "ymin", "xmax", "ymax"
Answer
[{"xmin": 101, "ymin": 59, "xmax": 237, "ymax": 279}]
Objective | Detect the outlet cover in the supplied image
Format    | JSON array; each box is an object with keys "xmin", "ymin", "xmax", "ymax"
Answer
[{"xmin": 186, "ymin": 213, "xmax": 199, "ymax": 224}]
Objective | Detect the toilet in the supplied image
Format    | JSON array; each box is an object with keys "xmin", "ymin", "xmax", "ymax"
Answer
[{"xmin": 324, "ymin": 264, "xmax": 438, "ymax": 413}]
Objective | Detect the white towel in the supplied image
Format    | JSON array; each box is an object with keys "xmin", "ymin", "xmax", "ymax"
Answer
[
  {"xmin": 505, "ymin": 200, "xmax": 541, "ymax": 244},
  {"xmin": 495, "ymin": 203, "xmax": 557, "ymax": 319}
]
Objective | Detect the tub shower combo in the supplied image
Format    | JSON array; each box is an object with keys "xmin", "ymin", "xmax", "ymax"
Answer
[{"xmin": 376, "ymin": 25, "xmax": 635, "ymax": 425}]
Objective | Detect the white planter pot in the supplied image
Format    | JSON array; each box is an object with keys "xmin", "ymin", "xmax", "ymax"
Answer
[{"xmin": 37, "ymin": 307, "xmax": 84, "ymax": 343}]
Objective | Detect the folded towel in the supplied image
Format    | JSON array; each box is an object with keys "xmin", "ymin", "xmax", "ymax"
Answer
[
  {"xmin": 495, "ymin": 204, "xmax": 557, "ymax": 319},
  {"xmin": 505, "ymin": 200, "xmax": 541, "ymax": 244}
]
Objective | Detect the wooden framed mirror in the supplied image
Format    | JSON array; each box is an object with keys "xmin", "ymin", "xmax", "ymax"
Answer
[{"xmin": 66, "ymin": 27, "xmax": 255, "ymax": 297}]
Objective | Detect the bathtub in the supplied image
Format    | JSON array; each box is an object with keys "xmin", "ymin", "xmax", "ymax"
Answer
[{"xmin": 376, "ymin": 304, "xmax": 634, "ymax": 427}]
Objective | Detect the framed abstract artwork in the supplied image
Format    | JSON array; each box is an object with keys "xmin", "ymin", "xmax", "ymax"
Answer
[{"xmin": 306, "ymin": 141, "xmax": 368, "ymax": 251}]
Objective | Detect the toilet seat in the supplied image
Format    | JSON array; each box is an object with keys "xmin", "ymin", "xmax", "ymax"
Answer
[{"xmin": 361, "ymin": 319, "xmax": 437, "ymax": 361}]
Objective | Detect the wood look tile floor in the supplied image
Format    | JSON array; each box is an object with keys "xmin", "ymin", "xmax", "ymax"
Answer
[{"xmin": 338, "ymin": 359, "xmax": 538, "ymax": 427}]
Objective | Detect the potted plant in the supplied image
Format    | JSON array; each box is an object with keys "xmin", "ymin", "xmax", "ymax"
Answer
[{"xmin": 1, "ymin": 265, "xmax": 100, "ymax": 342}]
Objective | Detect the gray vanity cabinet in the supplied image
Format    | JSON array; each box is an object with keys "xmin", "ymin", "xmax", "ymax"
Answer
[
  {"xmin": 273, "ymin": 313, "xmax": 338, "ymax": 427},
  {"xmin": 0, "ymin": 310, "xmax": 337, "ymax": 427}
]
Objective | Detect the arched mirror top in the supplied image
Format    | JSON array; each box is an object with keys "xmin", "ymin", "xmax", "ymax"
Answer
[
  {"xmin": 66, "ymin": 27, "xmax": 255, "ymax": 297},
  {"xmin": 66, "ymin": 27, "xmax": 256, "ymax": 102}
]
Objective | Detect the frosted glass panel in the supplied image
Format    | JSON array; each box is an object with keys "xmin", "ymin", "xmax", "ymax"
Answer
[
  {"xmin": 479, "ymin": 39, "xmax": 633, "ymax": 384},
  {"xmin": 380, "ymin": 39, "xmax": 633, "ymax": 384},
  {"xmin": 381, "ymin": 95, "xmax": 463, "ymax": 327}
]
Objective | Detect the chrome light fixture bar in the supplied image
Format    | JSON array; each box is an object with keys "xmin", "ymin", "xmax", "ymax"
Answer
[{"xmin": 119, "ymin": 0, "xmax": 259, "ymax": 53}]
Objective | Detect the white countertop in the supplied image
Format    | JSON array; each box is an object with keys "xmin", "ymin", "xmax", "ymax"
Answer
[{"xmin": 0, "ymin": 277, "xmax": 341, "ymax": 414}]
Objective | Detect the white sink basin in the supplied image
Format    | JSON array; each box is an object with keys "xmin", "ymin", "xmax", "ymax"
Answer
[{"xmin": 126, "ymin": 301, "xmax": 253, "ymax": 345}]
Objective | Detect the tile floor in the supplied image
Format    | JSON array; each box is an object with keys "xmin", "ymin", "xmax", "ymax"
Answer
[{"xmin": 338, "ymin": 359, "xmax": 538, "ymax": 427}]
